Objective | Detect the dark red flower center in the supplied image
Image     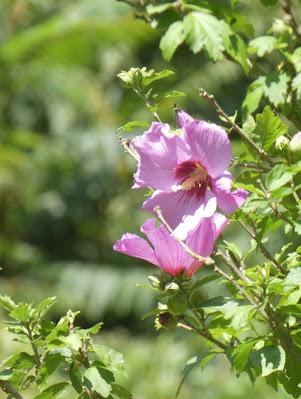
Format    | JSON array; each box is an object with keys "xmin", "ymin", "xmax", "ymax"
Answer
[{"xmin": 175, "ymin": 161, "xmax": 210, "ymax": 195}]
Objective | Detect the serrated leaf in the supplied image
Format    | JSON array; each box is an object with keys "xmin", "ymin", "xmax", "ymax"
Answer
[
  {"xmin": 93, "ymin": 345, "xmax": 125, "ymax": 376},
  {"xmin": 183, "ymin": 12, "xmax": 231, "ymax": 61},
  {"xmin": 33, "ymin": 297, "xmax": 56, "ymax": 320},
  {"xmin": 248, "ymin": 36, "xmax": 276, "ymax": 57},
  {"xmin": 264, "ymin": 72, "xmax": 290, "ymax": 107},
  {"xmin": 251, "ymin": 345, "xmax": 285, "ymax": 376},
  {"xmin": 265, "ymin": 164, "xmax": 294, "ymax": 191},
  {"xmin": 160, "ymin": 21, "xmax": 186, "ymax": 61},
  {"xmin": 84, "ymin": 367, "xmax": 111, "ymax": 398},
  {"xmin": 34, "ymin": 382, "xmax": 69, "ymax": 399},
  {"xmin": 292, "ymin": 74, "xmax": 301, "ymax": 99},
  {"xmin": 9, "ymin": 303, "xmax": 31, "ymax": 322},
  {"xmin": 253, "ymin": 106, "xmax": 287, "ymax": 150},
  {"xmin": 231, "ymin": 340, "xmax": 258, "ymax": 373}
]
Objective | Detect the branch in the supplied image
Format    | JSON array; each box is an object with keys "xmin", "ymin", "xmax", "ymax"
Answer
[
  {"xmin": 199, "ymin": 89, "xmax": 273, "ymax": 165},
  {"xmin": 238, "ymin": 220, "xmax": 287, "ymax": 275},
  {"xmin": 177, "ymin": 320, "xmax": 227, "ymax": 351},
  {"xmin": 118, "ymin": 138, "xmax": 140, "ymax": 163},
  {"xmin": 281, "ymin": 0, "xmax": 301, "ymax": 40},
  {"xmin": 0, "ymin": 381, "xmax": 24, "ymax": 399}
]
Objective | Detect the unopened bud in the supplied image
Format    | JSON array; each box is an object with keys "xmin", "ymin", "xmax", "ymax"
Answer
[
  {"xmin": 290, "ymin": 132, "xmax": 301, "ymax": 154},
  {"xmin": 157, "ymin": 312, "xmax": 178, "ymax": 329},
  {"xmin": 275, "ymin": 135, "xmax": 289, "ymax": 150}
]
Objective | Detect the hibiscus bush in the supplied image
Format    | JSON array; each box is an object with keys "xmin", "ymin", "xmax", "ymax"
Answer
[{"xmin": 114, "ymin": 0, "xmax": 301, "ymax": 397}]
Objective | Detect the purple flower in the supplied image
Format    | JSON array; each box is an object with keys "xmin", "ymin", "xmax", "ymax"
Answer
[
  {"xmin": 132, "ymin": 110, "xmax": 248, "ymax": 237},
  {"xmin": 113, "ymin": 214, "xmax": 227, "ymax": 276}
]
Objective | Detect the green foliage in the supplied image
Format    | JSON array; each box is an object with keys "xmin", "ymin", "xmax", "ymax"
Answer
[{"xmin": 0, "ymin": 296, "xmax": 131, "ymax": 399}]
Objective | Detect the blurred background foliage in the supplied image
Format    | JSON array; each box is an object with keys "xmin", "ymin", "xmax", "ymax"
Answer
[{"xmin": 0, "ymin": 0, "xmax": 292, "ymax": 397}]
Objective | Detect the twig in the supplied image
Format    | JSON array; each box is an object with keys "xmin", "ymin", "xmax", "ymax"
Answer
[
  {"xmin": 118, "ymin": 138, "xmax": 140, "ymax": 162},
  {"xmin": 215, "ymin": 249, "xmax": 251, "ymax": 284},
  {"xmin": 257, "ymin": 179, "xmax": 294, "ymax": 227},
  {"xmin": 25, "ymin": 323, "xmax": 41, "ymax": 368},
  {"xmin": 199, "ymin": 89, "xmax": 273, "ymax": 165},
  {"xmin": 238, "ymin": 220, "xmax": 287, "ymax": 275},
  {"xmin": 231, "ymin": 160, "xmax": 271, "ymax": 172},
  {"xmin": 154, "ymin": 206, "xmax": 214, "ymax": 265},
  {"xmin": 0, "ymin": 381, "xmax": 24, "ymax": 399},
  {"xmin": 281, "ymin": 0, "xmax": 301, "ymax": 40},
  {"xmin": 177, "ymin": 320, "xmax": 227, "ymax": 350}
]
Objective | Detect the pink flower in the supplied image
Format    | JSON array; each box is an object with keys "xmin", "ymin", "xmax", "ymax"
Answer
[
  {"xmin": 113, "ymin": 214, "xmax": 227, "ymax": 276},
  {"xmin": 132, "ymin": 110, "xmax": 248, "ymax": 238}
]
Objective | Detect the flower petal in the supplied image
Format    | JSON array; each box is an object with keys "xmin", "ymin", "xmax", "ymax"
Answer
[
  {"xmin": 132, "ymin": 122, "xmax": 190, "ymax": 190},
  {"xmin": 113, "ymin": 233, "xmax": 159, "ymax": 266},
  {"xmin": 142, "ymin": 189, "xmax": 215, "ymax": 233},
  {"xmin": 212, "ymin": 173, "xmax": 249, "ymax": 213},
  {"xmin": 176, "ymin": 109, "xmax": 195, "ymax": 128},
  {"xmin": 141, "ymin": 219, "xmax": 193, "ymax": 275},
  {"xmin": 183, "ymin": 121, "xmax": 232, "ymax": 178},
  {"xmin": 173, "ymin": 192, "xmax": 217, "ymax": 240},
  {"xmin": 186, "ymin": 213, "xmax": 227, "ymax": 257}
]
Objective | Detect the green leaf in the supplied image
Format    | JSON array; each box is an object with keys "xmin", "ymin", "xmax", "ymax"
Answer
[
  {"xmin": 0, "ymin": 295, "xmax": 16, "ymax": 312},
  {"xmin": 111, "ymin": 384, "xmax": 133, "ymax": 399},
  {"xmin": 84, "ymin": 367, "xmax": 111, "ymax": 398},
  {"xmin": 278, "ymin": 304, "xmax": 301, "ymax": 316},
  {"xmin": 248, "ymin": 36, "xmax": 276, "ymax": 57},
  {"xmin": 222, "ymin": 240, "xmax": 242, "ymax": 259},
  {"xmin": 264, "ymin": 72, "xmax": 290, "ymax": 107},
  {"xmin": 93, "ymin": 345, "xmax": 125, "ymax": 376},
  {"xmin": 143, "ymin": 70, "xmax": 175, "ymax": 87},
  {"xmin": 2, "ymin": 352, "xmax": 35, "ymax": 370},
  {"xmin": 292, "ymin": 74, "xmax": 301, "ymax": 99},
  {"xmin": 199, "ymin": 297, "xmax": 254, "ymax": 330},
  {"xmin": 231, "ymin": 340, "xmax": 258, "ymax": 373},
  {"xmin": 183, "ymin": 12, "xmax": 231, "ymax": 61},
  {"xmin": 265, "ymin": 164, "xmax": 294, "ymax": 191},
  {"xmin": 176, "ymin": 351, "xmax": 220, "ymax": 397},
  {"xmin": 117, "ymin": 121, "xmax": 149, "ymax": 134},
  {"xmin": 253, "ymin": 106, "xmax": 287, "ymax": 151},
  {"xmin": 9, "ymin": 303, "xmax": 31, "ymax": 322},
  {"xmin": 160, "ymin": 21, "xmax": 186, "ymax": 61},
  {"xmin": 69, "ymin": 363, "xmax": 82, "ymax": 393},
  {"xmin": 284, "ymin": 267, "xmax": 301, "ymax": 286},
  {"xmin": 34, "ymin": 382, "xmax": 69, "ymax": 399},
  {"xmin": 146, "ymin": 3, "xmax": 174, "ymax": 15},
  {"xmin": 224, "ymin": 33, "xmax": 251, "ymax": 75},
  {"xmin": 164, "ymin": 90, "xmax": 186, "ymax": 98},
  {"xmin": 33, "ymin": 297, "xmax": 56, "ymax": 320},
  {"xmin": 250, "ymin": 345, "xmax": 285, "ymax": 376},
  {"xmin": 37, "ymin": 353, "xmax": 64, "ymax": 387},
  {"xmin": 241, "ymin": 77, "xmax": 265, "ymax": 119},
  {"xmin": 0, "ymin": 369, "xmax": 13, "ymax": 381}
]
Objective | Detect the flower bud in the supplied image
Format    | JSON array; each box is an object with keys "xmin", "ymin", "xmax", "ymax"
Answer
[
  {"xmin": 290, "ymin": 132, "xmax": 301, "ymax": 154},
  {"xmin": 157, "ymin": 312, "xmax": 178, "ymax": 329},
  {"xmin": 275, "ymin": 135, "xmax": 289, "ymax": 151}
]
